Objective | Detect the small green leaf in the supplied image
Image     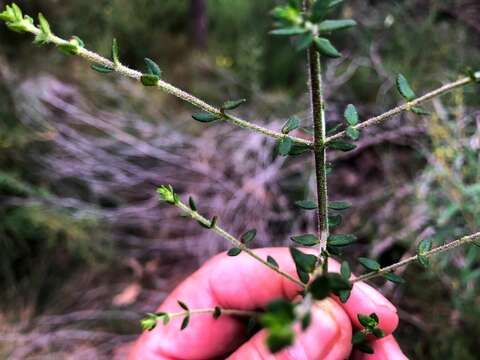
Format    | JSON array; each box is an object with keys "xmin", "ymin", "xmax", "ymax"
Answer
[
  {"xmin": 344, "ymin": 104, "xmax": 359, "ymax": 125},
  {"xmin": 372, "ymin": 327, "xmax": 385, "ymax": 338},
  {"xmin": 311, "ymin": 0, "xmax": 342, "ymax": 22},
  {"xmin": 301, "ymin": 311, "xmax": 312, "ymax": 330},
  {"xmin": 267, "ymin": 255, "xmax": 279, "ymax": 268},
  {"xmin": 326, "ymin": 123, "xmax": 342, "ymax": 136},
  {"xmin": 91, "ymin": 64, "xmax": 114, "ymax": 73},
  {"xmin": 297, "ymin": 270, "xmax": 310, "ymax": 284},
  {"xmin": 352, "ymin": 330, "xmax": 366, "ymax": 345},
  {"xmin": 295, "ymin": 200, "xmax": 317, "ymax": 210},
  {"xmin": 358, "ymin": 257, "xmax": 381, "ymax": 271},
  {"xmin": 411, "ymin": 106, "xmax": 430, "ymax": 116},
  {"xmin": 346, "ymin": 126, "xmax": 360, "ymax": 140},
  {"xmin": 417, "ymin": 239, "xmax": 432, "ymax": 268},
  {"xmin": 318, "ymin": 19, "xmax": 357, "ymax": 33},
  {"xmin": 57, "ymin": 43, "xmax": 79, "ymax": 55},
  {"xmin": 357, "ymin": 342, "xmax": 374, "ymax": 354},
  {"xmin": 291, "ymin": 234, "xmax": 320, "ymax": 246},
  {"xmin": 11, "ymin": 3, "xmax": 22, "ymax": 21},
  {"xmin": 396, "ymin": 74, "xmax": 416, "ymax": 100},
  {"xmin": 180, "ymin": 314, "xmax": 190, "ymax": 330},
  {"xmin": 188, "ymin": 196, "xmax": 197, "ymax": 211},
  {"xmin": 161, "ymin": 313, "xmax": 170, "ymax": 325},
  {"xmin": 357, "ymin": 314, "xmax": 372, "ymax": 328},
  {"xmin": 327, "ymin": 273, "xmax": 352, "ymax": 293},
  {"xmin": 282, "ymin": 116, "xmax": 300, "ymax": 134},
  {"xmin": 141, "ymin": 74, "xmax": 160, "ymax": 86},
  {"xmin": 112, "ymin": 38, "xmax": 120, "ymax": 66},
  {"xmin": 288, "ymin": 143, "xmax": 311, "ymax": 156},
  {"xmin": 328, "ymin": 234, "xmax": 357, "ymax": 246},
  {"xmin": 338, "ymin": 289, "xmax": 351, "ymax": 303},
  {"xmin": 140, "ymin": 314, "xmax": 157, "ymax": 331},
  {"xmin": 144, "ymin": 57, "xmax": 162, "ymax": 77},
  {"xmin": 227, "ymin": 248, "xmax": 242, "ymax": 257},
  {"xmin": 157, "ymin": 185, "xmax": 177, "ymax": 204},
  {"xmin": 295, "ymin": 32, "xmax": 314, "ymax": 51},
  {"xmin": 270, "ymin": 26, "xmax": 308, "ymax": 36},
  {"xmin": 192, "ymin": 112, "xmax": 222, "ymax": 123},
  {"xmin": 241, "ymin": 229, "xmax": 257, "ymax": 245},
  {"xmin": 209, "ymin": 216, "xmax": 218, "ymax": 229},
  {"xmin": 277, "ymin": 137, "xmax": 293, "ymax": 156},
  {"xmin": 328, "ymin": 140, "xmax": 357, "ymax": 152},
  {"xmin": 0, "ymin": 6, "xmax": 16, "ymax": 22},
  {"xmin": 417, "ymin": 239, "xmax": 432, "ymax": 255},
  {"xmin": 37, "ymin": 12, "xmax": 51, "ymax": 36},
  {"xmin": 328, "ymin": 201, "xmax": 352, "ymax": 210},
  {"xmin": 417, "ymin": 254, "xmax": 430, "ymax": 268},
  {"xmin": 178, "ymin": 300, "xmax": 189, "ymax": 311},
  {"xmin": 309, "ymin": 274, "xmax": 331, "ymax": 300},
  {"xmin": 328, "ymin": 214, "xmax": 343, "ymax": 227},
  {"xmin": 290, "ymin": 246, "xmax": 317, "ymax": 277},
  {"xmin": 314, "ymin": 37, "xmax": 341, "ymax": 58},
  {"xmin": 222, "ymin": 98, "xmax": 247, "ymax": 111},
  {"xmin": 213, "ymin": 306, "xmax": 222, "ymax": 319},
  {"xmin": 340, "ymin": 261, "xmax": 351, "ymax": 280},
  {"xmin": 383, "ymin": 272, "xmax": 405, "ymax": 284}
]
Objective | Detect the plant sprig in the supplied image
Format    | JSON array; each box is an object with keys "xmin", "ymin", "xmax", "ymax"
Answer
[
  {"xmin": 0, "ymin": 5, "xmax": 311, "ymax": 148},
  {"xmin": 157, "ymin": 185, "xmax": 306, "ymax": 288},
  {"xmin": 141, "ymin": 305, "xmax": 258, "ymax": 332}
]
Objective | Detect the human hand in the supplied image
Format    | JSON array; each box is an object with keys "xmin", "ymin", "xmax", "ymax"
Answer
[{"xmin": 128, "ymin": 248, "xmax": 408, "ymax": 359}]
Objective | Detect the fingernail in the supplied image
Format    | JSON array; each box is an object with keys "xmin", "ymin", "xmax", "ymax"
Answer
[{"xmin": 355, "ymin": 282, "xmax": 397, "ymax": 312}]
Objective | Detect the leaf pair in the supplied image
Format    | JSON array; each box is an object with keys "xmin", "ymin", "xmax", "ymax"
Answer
[
  {"xmin": 141, "ymin": 57, "xmax": 162, "ymax": 86},
  {"xmin": 192, "ymin": 99, "xmax": 245, "ymax": 124},
  {"xmin": 396, "ymin": 74, "xmax": 430, "ymax": 115}
]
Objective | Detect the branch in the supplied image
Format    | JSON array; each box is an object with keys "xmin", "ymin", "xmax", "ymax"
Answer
[
  {"xmin": 15, "ymin": 21, "xmax": 313, "ymax": 147},
  {"xmin": 172, "ymin": 197, "xmax": 306, "ymax": 288},
  {"xmin": 326, "ymin": 75, "xmax": 478, "ymax": 144},
  {"xmin": 353, "ymin": 232, "xmax": 480, "ymax": 283}
]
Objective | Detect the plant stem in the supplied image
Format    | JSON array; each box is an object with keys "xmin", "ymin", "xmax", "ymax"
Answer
[
  {"xmin": 165, "ymin": 308, "xmax": 259, "ymax": 320},
  {"xmin": 326, "ymin": 76, "xmax": 477, "ymax": 143},
  {"xmin": 21, "ymin": 23, "xmax": 312, "ymax": 147},
  {"xmin": 174, "ymin": 199, "xmax": 306, "ymax": 288},
  {"xmin": 354, "ymin": 232, "xmax": 480, "ymax": 283},
  {"xmin": 305, "ymin": 2, "xmax": 329, "ymax": 265}
]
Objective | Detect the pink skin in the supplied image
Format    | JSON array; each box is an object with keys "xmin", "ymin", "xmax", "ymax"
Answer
[{"xmin": 128, "ymin": 248, "xmax": 408, "ymax": 360}]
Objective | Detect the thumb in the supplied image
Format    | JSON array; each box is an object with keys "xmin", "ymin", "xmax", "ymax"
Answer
[{"xmin": 227, "ymin": 298, "xmax": 352, "ymax": 360}]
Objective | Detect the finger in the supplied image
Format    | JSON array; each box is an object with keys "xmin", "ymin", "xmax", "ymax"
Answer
[
  {"xmin": 129, "ymin": 248, "xmax": 306, "ymax": 360},
  {"xmin": 227, "ymin": 298, "xmax": 352, "ymax": 360},
  {"xmin": 352, "ymin": 335, "xmax": 409, "ymax": 360},
  {"xmin": 328, "ymin": 260, "xmax": 399, "ymax": 335}
]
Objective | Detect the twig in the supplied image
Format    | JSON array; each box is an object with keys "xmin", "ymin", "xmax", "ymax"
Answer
[
  {"xmin": 326, "ymin": 75, "xmax": 478, "ymax": 143},
  {"xmin": 354, "ymin": 232, "xmax": 480, "ymax": 283},
  {"xmin": 20, "ymin": 23, "xmax": 313, "ymax": 147},
  {"xmin": 174, "ymin": 199, "xmax": 306, "ymax": 288}
]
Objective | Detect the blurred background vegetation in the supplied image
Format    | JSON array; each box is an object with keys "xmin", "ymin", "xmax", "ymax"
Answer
[{"xmin": 0, "ymin": 0, "xmax": 479, "ymax": 358}]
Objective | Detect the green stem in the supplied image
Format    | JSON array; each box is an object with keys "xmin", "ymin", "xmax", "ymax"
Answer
[
  {"xmin": 354, "ymin": 232, "xmax": 480, "ymax": 283},
  {"xmin": 174, "ymin": 200, "xmax": 306, "ymax": 288},
  {"xmin": 166, "ymin": 308, "xmax": 259, "ymax": 320},
  {"xmin": 326, "ymin": 76, "xmax": 477, "ymax": 144},
  {"xmin": 305, "ymin": 2, "xmax": 329, "ymax": 265},
  {"xmin": 21, "ymin": 23, "xmax": 312, "ymax": 147}
]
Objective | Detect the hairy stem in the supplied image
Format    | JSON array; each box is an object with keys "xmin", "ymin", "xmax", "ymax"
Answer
[
  {"xmin": 354, "ymin": 232, "xmax": 480, "ymax": 283},
  {"xmin": 164, "ymin": 308, "xmax": 259, "ymax": 320},
  {"xmin": 326, "ymin": 76, "xmax": 478, "ymax": 143},
  {"xmin": 21, "ymin": 23, "xmax": 312, "ymax": 147},
  {"xmin": 305, "ymin": 2, "xmax": 329, "ymax": 264},
  {"xmin": 174, "ymin": 199, "xmax": 306, "ymax": 288}
]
